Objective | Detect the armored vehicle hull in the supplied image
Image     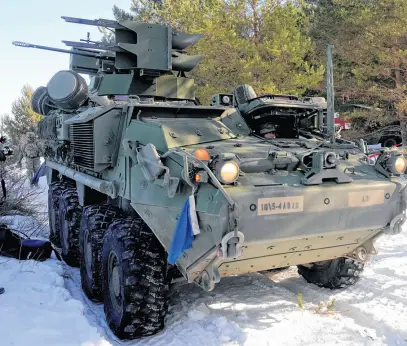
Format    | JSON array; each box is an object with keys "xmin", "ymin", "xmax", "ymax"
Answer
[
  {"xmin": 41, "ymin": 95, "xmax": 407, "ymax": 339},
  {"xmin": 41, "ymin": 100, "xmax": 407, "ymax": 293}
]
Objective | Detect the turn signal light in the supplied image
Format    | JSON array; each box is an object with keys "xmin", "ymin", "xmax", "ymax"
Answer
[{"xmin": 194, "ymin": 148, "xmax": 210, "ymax": 162}]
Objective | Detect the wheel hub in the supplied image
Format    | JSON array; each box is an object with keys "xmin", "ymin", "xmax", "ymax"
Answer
[
  {"xmin": 108, "ymin": 250, "xmax": 122, "ymax": 313},
  {"xmin": 84, "ymin": 230, "xmax": 93, "ymax": 279},
  {"xmin": 50, "ymin": 209, "xmax": 56, "ymax": 233},
  {"xmin": 60, "ymin": 210, "xmax": 69, "ymax": 251},
  {"xmin": 112, "ymin": 267, "xmax": 120, "ymax": 296},
  {"xmin": 49, "ymin": 193, "xmax": 57, "ymax": 237},
  {"xmin": 50, "ymin": 203, "xmax": 56, "ymax": 231}
]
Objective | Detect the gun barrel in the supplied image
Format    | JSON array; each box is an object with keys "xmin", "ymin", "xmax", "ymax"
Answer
[
  {"xmin": 61, "ymin": 16, "xmax": 121, "ymax": 29},
  {"xmin": 12, "ymin": 41, "xmax": 114, "ymax": 61},
  {"xmin": 62, "ymin": 40, "xmax": 117, "ymax": 52}
]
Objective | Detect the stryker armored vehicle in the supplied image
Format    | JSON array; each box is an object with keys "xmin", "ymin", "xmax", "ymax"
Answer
[{"xmin": 13, "ymin": 19, "xmax": 407, "ymax": 340}]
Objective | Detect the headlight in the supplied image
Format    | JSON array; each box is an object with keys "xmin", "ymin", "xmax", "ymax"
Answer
[
  {"xmin": 390, "ymin": 156, "xmax": 407, "ymax": 174},
  {"xmin": 222, "ymin": 95, "xmax": 230, "ymax": 104},
  {"xmin": 218, "ymin": 161, "xmax": 239, "ymax": 184},
  {"xmin": 376, "ymin": 150, "xmax": 407, "ymax": 176}
]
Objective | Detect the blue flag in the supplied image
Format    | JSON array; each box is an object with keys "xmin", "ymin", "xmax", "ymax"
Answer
[
  {"xmin": 168, "ymin": 196, "xmax": 200, "ymax": 265},
  {"xmin": 31, "ymin": 162, "xmax": 46, "ymax": 185}
]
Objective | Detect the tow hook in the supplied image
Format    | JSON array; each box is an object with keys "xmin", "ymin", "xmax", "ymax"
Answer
[
  {"xmin": 345, "ymin": 232, "xmax": 381, "ymax": 262},
  {"xmin": 355, "ymin": 246, "xmax": 368, "ymax": 262},
  {"xmin": 198, "ymin": 258, "xmax": 222, "ymax": 291},
  {"xmin": 194, "ymin": 231, "xmax": 245, "ymax": 292},
  {"xmin": 385, "ymin": 184, "xmax": 407, "ymax": 235},
  {"xmin": 386, "ymin": 213, "xmax": 406, "ymax": 235},
  {"xmin": 219, "ymin": 231, "xmax": 245, "ymax": 259},
  {"xmin": 345, "ymin": 245, "xmax": 372, "ymax": 263}
]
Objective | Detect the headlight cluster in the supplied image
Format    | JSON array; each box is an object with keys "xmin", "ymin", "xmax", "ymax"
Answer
[
  {"xmin": 389, "ymin": 156, "xmax": 407, "ymax": 174},
  {"xmin": 216, "ymin": 160, "xmax": 240, "ymax": 184},
  {"xmin": 375, "ymin": 150, "xmax": 407, "ymax": 176},
  {"xmin": 192, "ymin": 148, "xmax": 240, "ymax": 184}
]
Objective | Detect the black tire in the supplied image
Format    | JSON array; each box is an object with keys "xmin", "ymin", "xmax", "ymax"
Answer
[
  {"xmin": 298, "ymin": 258, "xmax": 364, "ymax": 289},
  {"xmin": 48, "ymin": 181, "xmax": 73, "ymax": 246},
  {"xmin": 79, "ymin": 204, "xmax": 122, "ymax": 301},
  {"xmin": 383, "ymin": 138, "xmax": 397, "ymax": 148},
  {"xmin": 58, "ymin": 188, "xmax": 82, "ymax": 267},
  {"xmin": 102, "ymin": 217, "xmax": 169, "ymax": 339}
]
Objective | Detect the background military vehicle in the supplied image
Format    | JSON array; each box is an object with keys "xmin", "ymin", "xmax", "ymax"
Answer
[
  {"xmin": 13, "ymin": 20, "xmax": 407, "ymax": 340},
  {"xmin": 0, "ymin": 136, "xmax": 13, "ymax": 156}
]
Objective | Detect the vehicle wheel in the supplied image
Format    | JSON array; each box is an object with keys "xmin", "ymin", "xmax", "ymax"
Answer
[
  {"xmin": 79, "ymin": 204, "xmax": 122, "ymax": 301},
  {"xmin": 48, "ymin": 181, "xmax": 73, "ymax": 246},
  {"xmin": 102, "ymin": 217, "xmax": 169, "ymax": 339},
  {"xmin": 298, "ymin": 258, "xmax": 364, "ymax": 289},
  {"xmin": 383, "ymin": 138, "xmax": 397, "ymax": 148},
  {"xmin": 58, "ymin": 188, "xmax": 82, "ymax": 267}
]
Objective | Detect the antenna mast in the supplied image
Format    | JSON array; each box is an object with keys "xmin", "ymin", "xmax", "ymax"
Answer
[{"xmin": 326, "ymin": 44, "xmax": 336, "ymax": 143}]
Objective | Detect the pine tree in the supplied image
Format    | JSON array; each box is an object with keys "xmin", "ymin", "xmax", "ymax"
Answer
[
  {"xmin": 3, "ymin": 85, "xmax": 42, "ymax": 145},
  {"xmin": 308, "ymin": 0, "xmax": 407, "ymax": 142}
]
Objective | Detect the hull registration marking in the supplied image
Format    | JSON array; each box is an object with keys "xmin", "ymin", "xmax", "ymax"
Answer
[
  {"xmin": 258, "ymin": 196, "xmax": 304, "ymax": 215},
  {"xmin": 348, "ymin": 190, "xmax": 384, "ymax": 207}
]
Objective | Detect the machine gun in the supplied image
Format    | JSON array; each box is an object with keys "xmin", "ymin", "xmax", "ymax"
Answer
[
  {"xmin": 12, "ymin": 41, "xmax": 114, "ymax": 61},
  {"xmin": 12, "ymin": 41, "xmax": 114, "ymax": 75}
]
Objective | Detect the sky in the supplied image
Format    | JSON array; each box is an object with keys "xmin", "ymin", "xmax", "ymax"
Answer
[{"xmin": 0, "ymin": 0, "xmax": 133, "ymax": 117}]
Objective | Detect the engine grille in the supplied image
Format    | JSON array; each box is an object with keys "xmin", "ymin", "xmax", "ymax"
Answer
[{"xmin": 71, "ymin": 122, "xmax": 94, "ymax": 170}]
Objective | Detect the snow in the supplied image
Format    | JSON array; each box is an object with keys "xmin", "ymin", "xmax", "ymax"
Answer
[
  {"xmin": 1, "ymin": 175, "xmax": 407, "ymax": 346},
  {"xmin": 1, "ymin": 160, "xmax": 48, "ymax": 238}
]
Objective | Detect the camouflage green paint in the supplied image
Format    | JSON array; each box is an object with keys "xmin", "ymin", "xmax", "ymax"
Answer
[{"xmin": 17, "ymin": 16, "xmax": 407, "ymax": 291}]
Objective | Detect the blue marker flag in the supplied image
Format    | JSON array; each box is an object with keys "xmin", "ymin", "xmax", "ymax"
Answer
[
  {"xmin": 168, "ymin": 195, "xmax": 200, "ymax": 265},
  {"xmin": 31, "ymin": 162, "xmax": 46, "ymax": 185}
]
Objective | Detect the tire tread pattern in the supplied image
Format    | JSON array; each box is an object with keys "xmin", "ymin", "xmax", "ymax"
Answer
[
  {"xmin": 48, "ymin": 181, "xmax": 74, "ymax": 246},
  {"xmin": 59, "ymin": 187, "xmax": 82, "ymax": 266},
  {"xmin": 79, "ymin": 204, "xmax": 122, "ymax": 301},
  {"xmin": 102, "ymin": 217, "xmax": 169, "ymax": 339},
  {"xmin": 298, "ymin": 258, "xmax": 365, "ymax": 289}
]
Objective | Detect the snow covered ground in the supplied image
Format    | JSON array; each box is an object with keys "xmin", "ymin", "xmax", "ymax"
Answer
[{"xmin": 1, "ymin": 176, "xmax": 407, "ymax": 346}]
